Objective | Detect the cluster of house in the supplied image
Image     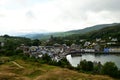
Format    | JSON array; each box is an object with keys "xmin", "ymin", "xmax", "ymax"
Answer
[
  {"xmin": 18, "ymin": 44, "xmax": 70, "ymax": 61},
  {"xmin": 18, "ymin": 43, "xmax": 102, "ymax": 61},
  {"xmin": 0, "ymin": 36, "xmax": 120, "ymax": 62},
  {"xmin": 79, "ymin": 37, "xmax": 120, "ymax": 53}
]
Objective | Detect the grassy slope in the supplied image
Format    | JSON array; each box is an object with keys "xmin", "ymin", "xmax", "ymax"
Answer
[{"xmin": 0, "ymin": 57, "xmax": 115, "ymax": 80}]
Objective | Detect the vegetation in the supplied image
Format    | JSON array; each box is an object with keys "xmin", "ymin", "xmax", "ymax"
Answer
[
  {"xmin": 0, "ymin": 35, "xmax": 31, "ymax": 56},
  {"xmin": 63, "ymin": 24, "xmax": 120, "ymax": 41},
  {"xmin": 102, "ymin": 62, "xmax": 120, "ymax": 78},
  {"xmin": 77, "ymin": 60, "xmax": 94, "ymax": 72},
  {"xmin": 0, "ymin": 55, "xmax": 115, "ymax": 80},
  {"xmin": 0, "ymin": 46, "xmax": 120, "ymax": 79},
  {"xmin": 76, "ymin": 60, "xmax": 120, "ymax": 79}
]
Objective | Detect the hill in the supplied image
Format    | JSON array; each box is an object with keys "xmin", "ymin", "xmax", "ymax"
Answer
[
  {"xmin": 0, "ymin": 56, "xmax": 115, "ymax": 80},
  {"xmin": 67, "ymin": 23, "xmax": 119, "ymax": 34},
  {"xmin": 64, "ymin": 23, "xmax": 120, "ymax": 41},
  {"xmin": 21, "ymin": 23, "xmax": 119, "ymax": 39},
  {"xmin": 88, "ymin": 24, "xmax": 120, "ymax": 39},
  {"xmin": 22, "ymin": 32, "xmax": 75, "ymax": 40}
]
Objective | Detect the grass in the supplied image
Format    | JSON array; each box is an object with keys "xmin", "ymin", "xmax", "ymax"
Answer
[
  {"xmin": 26, "ymin": 70, "xmax": 43, "ymax": 78},
  {"xmin": 34, "ymin": 68, "xmax": 115, "ymax": 80},
  {"xmin": 0, "ymin": 56, "xmax": 116, "ymax": 80}
]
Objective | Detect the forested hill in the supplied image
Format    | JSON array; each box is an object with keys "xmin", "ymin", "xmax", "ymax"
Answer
[
  {"xmin": 22, "ymin": 23, "xmax": 119, "ymax": 39},
  {"xmin": 64, "ymin": 23, "xmax": 120, "ymax": 40},
  {"xmin": 88, "ymin": 24, "xmax": 120, "ymax": 39},
  {"xmin": 67, "ymin": 23, "xmax": 118, "ymax": 34}
]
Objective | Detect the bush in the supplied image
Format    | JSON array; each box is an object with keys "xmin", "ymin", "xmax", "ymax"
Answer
[
  {"xmin": 57, "ymin": 58, "xmax": 71, "ymax": 68},
  {"xmin": 101, "ymin": 62, "xmax": 118, "ymax": 78},
  {"xmin": 41, "ymin": 54, "xmax": 52, "ymax": 63},
  {"xmin": 78, "ymin": 60, "xmax": 94, "ymax": 72}
]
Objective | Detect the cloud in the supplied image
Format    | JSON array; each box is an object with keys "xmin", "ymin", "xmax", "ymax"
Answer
[
  {"xmin": 88, "ymin": 0, "xmax": 120, "ymax": 11},
  {"xmin": 0, "ymin": 0, "xmax": 120, "ymax": 35}
]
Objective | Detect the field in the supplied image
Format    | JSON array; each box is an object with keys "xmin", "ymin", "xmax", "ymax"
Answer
[{"xmin": 0, "ymin": 56, "xmax": 116, "ymax": 80}]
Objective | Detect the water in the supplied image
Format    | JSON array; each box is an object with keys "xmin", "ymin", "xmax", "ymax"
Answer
[{"xmin": 66, "ymin": 54, "xmax": 120, "ymax": 68}]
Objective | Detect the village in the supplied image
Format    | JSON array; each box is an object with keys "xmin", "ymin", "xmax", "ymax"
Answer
[{"xmin": 14, "ymin": 37, "xmax": 120, "ymax": 62}]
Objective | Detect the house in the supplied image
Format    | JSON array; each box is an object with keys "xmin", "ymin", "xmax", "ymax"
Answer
[
  {"xmin": 100, "ymin": 40, "xmax": 106, "ymax": 43},
  {"xmin": 96, "ymin": 38, "xmax": 101, "ymax": 42},
  {"xmin": 107, "ymin": 42, "xmax": 116, "ymax": 45},
  {"xmin": 1, "ymin": 42, "xmax": 4, "ymax": 47},
  {"xmin": 111, "ymin": 38, "xmax": 118, "ymax": 42},
  {"xmin": 104, "ymin": 48, "xmax": 109, "ymax": 53},
  {"xmin": 109, "ymin": 48, "xmax": 120, "ymax": 52},
  {"xmin": 80, "ymin": 39, "xmax": 85, "ymax": 42},
  {"xmin": 53, "ymin": 43, "xmax": 61, "ymax": 47},
  {"xmin": 109, "ymin": 37, "xmax": 112, "ymax": 39},
  {"xmin": 0, "ymin": 42, "xmax": 4, "ymax": 47},
  {"xmin": 84, "ymin": 41, "xmax": 91, "ymax": 47},
  {"xmin": 94, "ymin": 43, "xmax": 100, "ymax": 51},
  {"xmin": 81, "ymin": 49, "xmax": 95, "ymax": 52},
  {"xmin": 29, "ymin": 46, "xmax": 42, "ymax": 58},
  {"xmin": 17, "ymin": 44, "xmax": 29, "ymax": 55}
]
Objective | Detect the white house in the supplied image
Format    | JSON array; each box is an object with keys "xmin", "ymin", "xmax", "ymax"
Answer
[
  {"xmin": 111, "ymin": 38, "xmax": 118, "ymax": 42},
  {"xmin": 0, "ymin": 42, "xmax": 4, "ymax": 47}
]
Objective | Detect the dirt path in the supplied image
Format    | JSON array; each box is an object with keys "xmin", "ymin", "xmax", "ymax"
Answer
[{"xmin": 12, "ymin": 61, "xmax": 24, "ymax": 69}]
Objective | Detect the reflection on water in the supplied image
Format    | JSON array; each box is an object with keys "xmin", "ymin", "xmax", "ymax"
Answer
[{"xmin": 66, "ymin": 54, "xmax": 120, "ymax": 68}]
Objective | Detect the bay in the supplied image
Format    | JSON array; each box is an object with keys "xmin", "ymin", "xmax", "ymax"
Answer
[{"xmin": 66, "ymin": 54, "xmax": 120, "ymax": 68}]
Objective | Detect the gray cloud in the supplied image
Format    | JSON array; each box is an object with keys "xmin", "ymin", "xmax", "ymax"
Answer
[
  {"xmin": 84, "ymin": 0, "xmax": 120, "ymax": 12},
  {"xmin": 0, "ymin": 0, "xmax": 120, "ymax": 34},
  {"xmin": 57, "ymin": 0, "xmax": 120, "ymax": 21}
]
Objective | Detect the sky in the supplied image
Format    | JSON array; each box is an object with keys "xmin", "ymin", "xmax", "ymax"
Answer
[{"xmin": 0, "ymin": 0, "xmax": 120, "ymax": 35}]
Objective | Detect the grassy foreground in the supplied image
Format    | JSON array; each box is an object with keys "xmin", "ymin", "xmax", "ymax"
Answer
[{"xmin": 0, "ymin": 57, "xmax": 116, "ymax": 80}]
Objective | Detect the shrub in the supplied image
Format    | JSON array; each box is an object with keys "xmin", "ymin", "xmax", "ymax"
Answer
[
  {"xmin": 101, "ymin": 62, "xmax": 118, "ymax": 78},
  {"xmin": 78, "ymin": 60, "xmax": 94, "ymax": 72}
]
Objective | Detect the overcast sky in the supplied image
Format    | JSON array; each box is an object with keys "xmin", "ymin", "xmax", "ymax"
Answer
[{"xmin": 0, "ymin": 0, "xmax": 120, "ymax": 35}]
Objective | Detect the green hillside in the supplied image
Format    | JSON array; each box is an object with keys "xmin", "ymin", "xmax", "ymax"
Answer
[
  {"xmin": 88, "ymin": 24, "xmax": 120, "ymax": 39},
  {"xmin": 65, "ymin": 24, "xmax": 120, "ymax": 41},
  {"xmin": 67, "ymin": 23, "xmax": 118, "ymax": 34},
  {"xmin": 22, "ymin": 23, "xmax": 119, "ymax": 39}
]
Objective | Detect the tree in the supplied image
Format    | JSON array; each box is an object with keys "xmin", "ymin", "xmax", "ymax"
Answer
[
  {"xmin": 4, "ymin": 39, "xmax": 16, "ymax": 50},
  {"xmin": 102, "ymin": 62, "xmax": 118, "ymax": 77},
  {"xmin": 93, "ymin": 62, "xmax": 102, "ymax": 74},
  {"xmin": 87, "ymin": 61, "xmax": 94, "ymax": 71},
  {"xmin": 57, "ymin": 58, "xmax": 71, "ymax": 68},
  {"xmin": 41, "ymin": 54, "xmax": 51, "ymax": 63},
  {"xmin": 79, "ymin": 60, "xmax": 87, "ymax": 71},
  {"xmin": 3, "ymin": 34, "xmax": 10, "ymax": 38},
  {"xmin": 32, "ymin": 39, "xmax": 41, "ymax": 46},
  {"xmin": 78, "ymin": 60, "xmax": 94, "ymax": 72}
]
